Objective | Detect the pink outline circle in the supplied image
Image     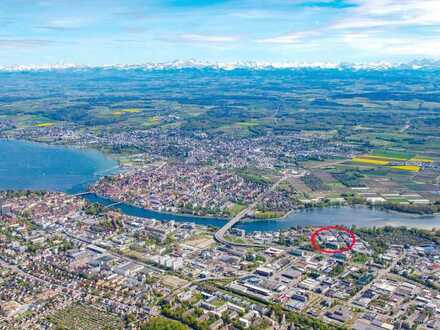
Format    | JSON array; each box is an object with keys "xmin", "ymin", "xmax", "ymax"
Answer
[{"xmin": 310, "ymin": 225, "xmax": 356, "ymax": 254}]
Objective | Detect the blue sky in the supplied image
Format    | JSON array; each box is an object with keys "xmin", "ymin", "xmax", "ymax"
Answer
[{"xmin": 1, "ymin": 0, "xmax": 439, "ymax": 65}]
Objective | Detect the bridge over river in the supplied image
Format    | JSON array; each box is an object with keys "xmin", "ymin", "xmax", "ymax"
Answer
[{"xmin": 214, "ymin": 171, "xmax": 304, "ymax": 247}]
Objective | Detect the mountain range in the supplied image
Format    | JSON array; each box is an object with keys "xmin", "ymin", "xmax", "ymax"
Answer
[{"xmin": 1, "ymin": 59, "xmax": 440, "ymax": 72}]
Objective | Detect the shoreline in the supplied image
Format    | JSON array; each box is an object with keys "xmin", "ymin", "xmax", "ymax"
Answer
[
  {"xmin": 2, "ymin": 138, "xmax": 439, "ymax": 224},
  {"xmin": 0, "ymin": 137, "xmax": 122, "ymax": 174},
  {"xmin": 82, "ymin": 192, "xmax": 440, "ymax": 224},
  {"xmin": 83, "ymin": 192, "xmax": 230, "ymax": 221}
]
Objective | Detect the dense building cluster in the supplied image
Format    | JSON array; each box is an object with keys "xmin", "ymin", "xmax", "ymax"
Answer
[
  {"xmin": 92, "ymin": 163, "xmax": 268, "ymax": 217},
  {"xmin": 1, "ymin": 192, "xmax": 439, "ymax": 329},
  {"xmin": 2, "ymin": 124, "xmax": 357, "ymax": 170}
]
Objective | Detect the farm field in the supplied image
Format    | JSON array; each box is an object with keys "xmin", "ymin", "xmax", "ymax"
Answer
[
  {"xmin": 351, "ymin": 151, "xmax": 432, "ymax": 173},
  {"xmin": 1, "ymin": 67, "xmax": 440, "ymax": 215}
]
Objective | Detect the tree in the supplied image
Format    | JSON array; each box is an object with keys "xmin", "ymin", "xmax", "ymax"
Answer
[
  {"xmin": 141, "ymin": 317, "xmax": 189, "ymax": 330},
  {"xmin": 125, "ymin": 313, "xmax": 136, "ymax": 324}
]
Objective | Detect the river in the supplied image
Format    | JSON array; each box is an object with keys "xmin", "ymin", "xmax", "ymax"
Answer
[
  {"xmin": 84, "ymin": 193, "xmax": 440, "ymax": 231},
  {"xmin": 1, "ymin": 139, "xmax": 440, "ymax": 231}
]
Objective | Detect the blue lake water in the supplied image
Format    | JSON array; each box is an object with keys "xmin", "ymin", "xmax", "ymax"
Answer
[
  {"xmin": 0, "ymin": 139, "xmax": 118, "ymax": 192},
  {"xmin": 1, "ymin": 139, "xmax": 440, "ymax": 231}
]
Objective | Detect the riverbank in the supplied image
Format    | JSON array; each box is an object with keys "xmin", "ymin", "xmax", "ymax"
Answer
[
  {"xmin": 6, "ymin": 137, "xmax": 439, "ymax": 219},
  {"xmin": 84, "ymin": 192, "xmax": 231, "ymax": 221},
  {"xmin": 2, "ymin": 138, "xmax": 439, "ymax": 232},
  {"xmin": 82, "ymin": 193, "xmax": 440, "ymax": 232}
]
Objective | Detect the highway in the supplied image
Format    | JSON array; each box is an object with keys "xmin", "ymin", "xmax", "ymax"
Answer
[{"xmin": 214, "ymin": 171, "xmax": 303, "ymax": 247}]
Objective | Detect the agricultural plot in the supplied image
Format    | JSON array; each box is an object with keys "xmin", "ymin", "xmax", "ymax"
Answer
[
  {"xmin": 392, "ymin": 171, "xmax": 440, "ymax": 202},
  {"xmin": 351, "ymin": 150, "xmax": 432, "ymax": 173},
  {"xmin": 1, "ymin": 68, "xmax": 440, "ymax": 217},
  {"xmin": 289, "ymin": 176, "xmax": 312, "ymax": 194},
  {"xmin": 364, "ymin": 176, "xmax": 402, "ymax": 192},
  {"xmin": 308, "ymin": 171, "xmax": 347, "ymax": 194},
  {"xmin": 330, "ymin": 169, "xmax": 366, "ymax": 188},
  {"xmin": 301, "ymin": 174, "xmax": 329, "ymax": 192},
  {"xmin": 320, "ymin": 159, "xmax": 439, "ymax": 209},
  {"xmin": 391, "ymin": 165, "xmax": 421, "ymax": 172},
  {"xmin": 47, "ymin": 304, "xmax": 121, "ymax": 330},
  {"xmin": 34, "ymin": 122, "xmax": 54, "ymax": 127},
  {"xmin": 352, "ymin": 157, "xmax": 390, "ymax": 166},
  {"xmin": 370, "ymin": 150, "xmax": 415, "ymax": 160},
  {"xmin": 112, "ymin": 108, "xmax": 142, "ymax": 115}
]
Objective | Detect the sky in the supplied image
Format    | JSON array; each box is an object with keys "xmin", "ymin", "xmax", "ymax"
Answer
[{"xmin": 1, "ymin": 0, "xmax": 440, "ymax": 65}]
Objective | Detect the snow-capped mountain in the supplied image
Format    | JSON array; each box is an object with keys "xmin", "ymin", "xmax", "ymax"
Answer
[{"xmin": 1, "ymin": 59, "xmax": 440, "ymax": 72}]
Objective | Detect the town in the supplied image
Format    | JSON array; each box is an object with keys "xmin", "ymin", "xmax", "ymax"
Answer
[
  {"xmin": 2, "ymin": 0, "xmax": 440, "ymax": 328},
  {"xmin": 1, "ymin": 51, "xmax": 440, "ymax": 330},
  {"xmin": 1, "ymin": 191, "xmax": 439, "ymax": 329}
]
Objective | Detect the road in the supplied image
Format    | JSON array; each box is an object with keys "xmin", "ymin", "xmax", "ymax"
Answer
[
  {"xmin": 0, "ymin": 257, "xmax": 132, "ymax": 314},
  {"xmin": 305, "ymin": 159, "xmax": 347, "ymax": 169},
  {"xmin": 165, "ymin": 276, "xmax": 236, "ymax": 300},
  {"xmin": 214, "ymin": 171, "xmax": 302, "ymax": 247},
  {"xmin": 73, "ymin": 192, "xmax": 92, "ymax": 197},
  {"xmin": 347, "ymin": 252, "xmax": 405, "ymax": 305},
  {"xmin": 0, "ymin": 257, "xmax": 65, "ymax": 290},
  {"xmin": 62, "ymin": 230, "xmax": 165, "ymax": 274}
]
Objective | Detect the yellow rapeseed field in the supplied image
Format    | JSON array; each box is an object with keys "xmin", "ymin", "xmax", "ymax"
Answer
[
  {"xmin": 122, "ymin": 108, "xmax": 141, "ymax": 113},
  {"xmin": 147, "ymin": 116, "xmax": 159, "ymax": 124},
  {"xmin": 351, "ymin": 153, "xmax": 428, "ymax": 172},
  {"xmin": 34, "ymin": 122, "xmax": 54, "ymax": 127},
  {"xmin": 364, "ymin": 155, "xmax": 408, "ymax": 161},
  {"xmin": 391, "ymin": 165, "xmax": 421, "ymax": 172},
  {"xmin": 112, "ymin": 109, "xmax": 141, "ymax": 116},
  {"xmin": 352, "ymin": 157, "xmax": 389, "ymax": 165}
]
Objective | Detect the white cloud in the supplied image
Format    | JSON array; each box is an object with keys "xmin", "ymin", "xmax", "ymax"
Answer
[
  {"xmin": 316, "ymin": 0, "xmax": 440, "ymax": 59},
  {"xmin": 159, "ymin": 34, "xmax": 240, "ymax": 44},
  {"xmin": 257, "ymin": 32, "xmax": 318, "ymax": 44},
  {"xmin": 342, "ymin": 32, "xmax": 440, "ymax": 57},
  {"xmin": 331, "ymin": 18, "xmax": 396, "ymax": 30},
  {"xmin": 230, "ymin": 9, "xmax": 290, "ymax": 20},
  {"xmin": 181, "ymin": 34, "xmax": 239, "ymax": 43},
  {"xmin": 332, "ymin": 0, "xmax": 440, "ymax": 30},
  {"xmin": 258, "ymin": 34, "xmax": 301, "ymax": 44},
  {"xmin": 354, "ymin": 0, "xmax": 440, "ymax": 18},
  {"xmin": 38, "ymin": 18, "xmax": 88, "ymax": 30}
]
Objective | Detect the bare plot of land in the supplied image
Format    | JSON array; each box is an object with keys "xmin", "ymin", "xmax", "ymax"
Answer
[
  {"xmin": 162, "ymin": 275, "xmax": 189, "ymax": 289},
  {"xmin": 184, "ymin": 236, "xmax": 215, "ymax": 250}
]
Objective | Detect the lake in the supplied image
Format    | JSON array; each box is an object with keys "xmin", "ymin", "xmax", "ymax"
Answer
[
  {"xmin": 0, "ymin": 139, "xmax": 118, "ymax": 192},
  {"xmin": 2, "ymin": 139, "xmax": 440, "ymax": 231}
]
